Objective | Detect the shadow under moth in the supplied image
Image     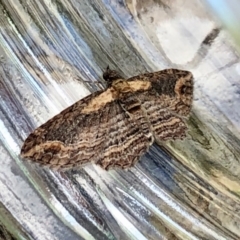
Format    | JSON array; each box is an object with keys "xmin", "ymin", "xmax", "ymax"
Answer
[{"xmin": 21, "ymin": 67, "xmax": 193, "ymax": 170}]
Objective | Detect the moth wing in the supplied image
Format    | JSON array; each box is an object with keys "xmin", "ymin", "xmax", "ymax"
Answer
[
  {"xmin": 21, "ymin": 90, "xmax": 151, "ymax": 170},
  {"xmin": 21, "ymin": 90, "xmax": 110, "ymax": 169},
  {"xmin": 127, "ymin": 69, "xmax": 193, "ymax": 141},
  {"xmin": 142, "ymin": 99, "xmax": 188, "ymax": 141},
  {"xmin": 95, "ymin": 97, "xmax": 153, "ymax": 170},
  {"xmin": 127, "ymin": 69, "xmax": 193, "ymax": 115}
]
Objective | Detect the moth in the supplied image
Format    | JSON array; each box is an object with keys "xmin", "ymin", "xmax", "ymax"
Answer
[{"xmin": 21, "ymin": 67, "xmax": 193, "ymax": 170}]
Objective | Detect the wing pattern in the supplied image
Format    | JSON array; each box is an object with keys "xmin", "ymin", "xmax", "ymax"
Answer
[
  {"xmin": 128, "ymin": 69, "xmax": 193, "ymax": 141},
  {"xmin": 21, "ymin": 68, "xmax": 193, "ymax": 170}
]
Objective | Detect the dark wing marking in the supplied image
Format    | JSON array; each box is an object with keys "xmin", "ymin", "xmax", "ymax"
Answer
[
  {"xmin": 127, "ymin": 69, "xmax": 193, "ymax": 141},
  {"xmin": 127, "ymin": 69, "xmax": 193, "ymax": 116}
]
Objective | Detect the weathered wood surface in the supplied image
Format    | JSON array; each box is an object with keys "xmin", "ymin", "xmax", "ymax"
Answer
[{"xmin": 0, "ymin": 0, "xmax": 239, "ymax": 239}]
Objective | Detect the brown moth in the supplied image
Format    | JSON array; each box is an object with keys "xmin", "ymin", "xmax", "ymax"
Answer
[{"xmin": 21, "ymin": 67, "xmax": 193, "ymax": 170}]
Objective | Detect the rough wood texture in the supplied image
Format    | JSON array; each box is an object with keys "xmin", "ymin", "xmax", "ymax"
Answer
[{"xmin": 21, "ymin": 68, "xmax": 193, "ymax": 170}]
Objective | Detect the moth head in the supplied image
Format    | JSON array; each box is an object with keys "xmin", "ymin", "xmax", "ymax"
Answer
[{"xmin": 103, "ymin": 66, "xmax": 123, "ymax": 86}]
